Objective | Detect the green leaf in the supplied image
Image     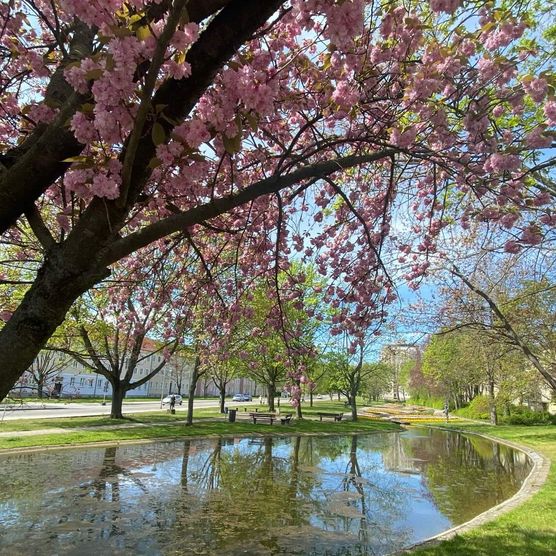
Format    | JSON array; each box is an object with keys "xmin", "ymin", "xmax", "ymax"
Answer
[
  {"xmin": 148, "ymin": 157, "xmax": 162, "ymax": 169},
  {"xmin": 246, "ymin": 112, "xmax": 259, "ymax": 132},
  {"xmin": 222, "ymin": 132, "xmax": 242, "ymax": 154},
  {"xmin": 62, "ymin": 155, "xmax": 89, "ymax": 163},
  {"xmin": 151, "ymin": 122, "xmax": 166, "ymax": 146},
  {"xmin": 136, "ymin": 25, "xmax": 151, "ymax": 41},
  {"xmin": 85, "ymin": 68, "xmax": 103, "ymax": 80}
]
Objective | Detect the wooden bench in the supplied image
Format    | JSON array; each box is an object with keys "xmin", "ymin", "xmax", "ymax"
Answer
[
  {"xmin": 280, "ymin": 413, "xmax": 293, "ymax": 425},
  {"xmin": 249, "ymin": 412, "xmax": 276, "ymax": 424},
  {"xmin": 317, "ymin": 412, "xmax": 344, "ymax": 422}
]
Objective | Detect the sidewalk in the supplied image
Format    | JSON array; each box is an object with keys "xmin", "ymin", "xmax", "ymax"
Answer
[{"xmin": 0, "ymin": 419, "xmax": 192, "ymax": 438}]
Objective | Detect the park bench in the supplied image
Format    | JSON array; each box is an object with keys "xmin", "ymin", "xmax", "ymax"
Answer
[
  {"xmin": 317, "ymin": 412, "xmax": 344, "ymax": 422},
  {"xmin": 280, "ymin": 413, "xmax": 293, "ymax": 425},
  {"xmin": 250, "ymin": 412, "xmax": 276, "ymax": 424}
]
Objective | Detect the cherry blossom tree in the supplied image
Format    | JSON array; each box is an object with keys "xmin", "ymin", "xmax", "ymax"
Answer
[
  {"xmin": 61, "ymin": 259, "xmax": 189, "ymax": 418},
  {"xmin": 0, "ymin": 0, "xmax": 555, "ymax": 401}
]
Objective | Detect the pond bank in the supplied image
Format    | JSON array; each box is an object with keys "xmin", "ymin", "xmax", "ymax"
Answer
[{"xmin": 407, "ymin": 423, "xmax": 555, "ymax": 556}]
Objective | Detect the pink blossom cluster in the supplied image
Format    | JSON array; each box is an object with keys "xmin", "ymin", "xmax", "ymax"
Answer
[{"xmin": 429, "ymin": 0, "xmax": 461, "ymax": 14}]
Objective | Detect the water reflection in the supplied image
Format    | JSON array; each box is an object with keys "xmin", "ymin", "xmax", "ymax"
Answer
[{"xmin": 0, "ymin": 429, "xmax": 531, "ymax": 555}]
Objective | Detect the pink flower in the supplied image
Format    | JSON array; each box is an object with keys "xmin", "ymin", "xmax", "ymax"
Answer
[
  {"xmin": 0, "ymin": 311, "xmax": 13, "ymax": 322},
  {"xmin": 524, "ymin": 127, "xmax": 552, "ymax": 148},
  {"xmin": 332, "ymin": 80, "xmax": 360, "ymax": 108},
  {"xmin": 176, "ymin": 119, "xmax": 211, "ymax": 149},
  {"xmin": 544, "ymin": 100, "xmax": 556, "ymax": 126},
  {"xmin": 429, "ymin": 0, "xmax": 461, "ymax": 15}
]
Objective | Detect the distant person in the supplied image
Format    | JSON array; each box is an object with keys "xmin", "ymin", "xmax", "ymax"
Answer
[
  {"xmin": 259, "ymin": 394, "xmax": 263, "ymax": 405},
  {"xmin": 443, "ymin": 403, "xmax": 449, "ymax": 422},
  {"xmin": 170, "ymin": 395, "xmax": 176, "ymax": 411}
]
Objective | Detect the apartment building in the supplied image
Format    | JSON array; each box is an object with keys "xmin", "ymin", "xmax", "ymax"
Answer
[{"xmin": 12, "ymin": 339, "xmax": 194, "ymax": 399}]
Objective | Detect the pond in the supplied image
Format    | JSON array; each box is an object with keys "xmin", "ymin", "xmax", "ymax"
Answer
[{"xmin": 0, "ymin": 429, "xmax": 531, "ymax": 555}]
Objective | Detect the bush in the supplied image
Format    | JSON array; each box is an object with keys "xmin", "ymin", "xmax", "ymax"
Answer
[
  {"xmin": 500, "ymin": 405, "xmax": 556, "ymax": 425},
  {"xmin": 456, "ymin": 395, "xmax": 490, "ymax": 420}
]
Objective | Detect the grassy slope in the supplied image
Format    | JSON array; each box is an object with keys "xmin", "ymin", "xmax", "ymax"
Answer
[
  {"xmin": 0, "ymin": 400, "xmax": 351, "ymax": 432},
  {"xmin": 411, "ymin": 423, "xmax": 556, "ymax": 556},
  {"xmin": 0, "ymin": 402, "xmax": 398, "ymax": 450}
]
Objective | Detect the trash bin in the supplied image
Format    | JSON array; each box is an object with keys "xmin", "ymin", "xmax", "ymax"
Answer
[{"xmin": 228, "ymin": 409, "xmax": 237, "ymax": 423}]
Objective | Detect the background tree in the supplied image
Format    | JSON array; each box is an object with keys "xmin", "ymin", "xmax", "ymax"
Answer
[
  {"xmin": 27, "ymin": 349, "xmax": 72, "ymax": 399},
  {"xmin": 360, "ymin": 362, "xmax": 393, "ymax": 403},
  {"xmin": 62, "ymin": 267, "xmax": 186, "ymax": 418}
]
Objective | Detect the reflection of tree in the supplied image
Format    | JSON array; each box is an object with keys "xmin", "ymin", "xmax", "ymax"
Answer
[
  {"xmin": 80, "ymin": 446, "xmax": 150, "ymax": 539},
  {"xmin": 409, "ymin": 429, "xmax": 531, "ymax": 523},
  {"xmin": 321, "ymin": 434, "xmax": 409, "ymax": 553},
  {"xmin": 0, "ymin": 432, "xmax": 533, "ymax": 555}
]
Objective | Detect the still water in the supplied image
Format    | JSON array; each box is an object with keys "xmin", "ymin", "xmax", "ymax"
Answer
[{"xmin": 0, "ymin": 429, "xmax": 531, "ymax": 555}]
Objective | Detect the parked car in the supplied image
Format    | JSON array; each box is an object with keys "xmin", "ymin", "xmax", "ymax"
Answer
[
  {"xmin": 162, "ymin": 394, "xmax": 183, "ymax": 405},
  {"xmin": 232, "ymin": 393, "xmax": 252, "ymax": 402}
]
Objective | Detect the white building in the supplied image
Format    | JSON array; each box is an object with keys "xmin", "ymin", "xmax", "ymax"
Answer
[{"xmin": 380, "ymin": 343, "xmax": 421, "ymax": 401}]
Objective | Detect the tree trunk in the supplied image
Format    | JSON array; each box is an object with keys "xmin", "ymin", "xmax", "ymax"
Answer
[
  {"xmin": 219, "ymin": 386, "xmax": 226, "ymax": 414},
  {"xmin": 488, "ymin": 379, "xmax": 498, "ymax": 425},
  {"xmin": 351, "ymin": 389, "xmax": 358, "ymax": 421},
  {"xmin": 0, "ymin": 256, "xmax": 108, "ymax": 401},
  {"xmin": 186, "ymin": 359, "xmax": 199, "ymax": 426},
  {"xmin": 267, "ymin": 382, "xmax": 275, "ymax": 412},
  {"xmin": 37, "ymin": 380, "xmax": 44, "ymax": 399},
  {"xmin": 111, "ymin": 382, "xmax": 126, "ymax": 419},
  {"xmin": 309, "ymin": 390, "xmax": 313, "ymax": 407}
]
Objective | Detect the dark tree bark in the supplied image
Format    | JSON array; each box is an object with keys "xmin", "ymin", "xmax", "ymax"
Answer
[
  {"xmin": 267, "ymin": 382, "xmax": 276, "ymax": 412},
  {"xmin": 110, "ymin": 381, "xmax": 126, "ymax": 419},
  {"xmin": 186, "ymin": 356, "xmax": 201, "ymax": 426},
  {"xmin": 219, "ymin": 388, "xmax": 226, "ymax": 414}
]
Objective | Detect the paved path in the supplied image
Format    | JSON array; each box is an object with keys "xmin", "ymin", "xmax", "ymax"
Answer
[{"xmin": 0, "ymin": 419, "xmax": 196, "ymax": 438}]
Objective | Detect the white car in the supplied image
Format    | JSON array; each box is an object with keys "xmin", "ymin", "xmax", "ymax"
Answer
[{"xmin": 162, "ymin": 394, "xmax": 183, "ymax": 406}]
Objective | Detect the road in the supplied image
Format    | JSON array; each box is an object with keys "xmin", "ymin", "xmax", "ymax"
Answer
[{"xmin": 0, "ymin": 398, "xmax": 259, "ymax": 421}]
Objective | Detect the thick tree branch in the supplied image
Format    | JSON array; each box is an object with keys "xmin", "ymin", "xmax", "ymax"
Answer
[{"xmin": 103, "ymin": 151, "xmax": 396, "ymax": 266}]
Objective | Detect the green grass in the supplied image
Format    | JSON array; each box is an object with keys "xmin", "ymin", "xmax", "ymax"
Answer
[
  {"xmin": 0, "ymin": 400, "xmax": 356, "ymax": 433},
  {"xmin": 411, "ymin": 423, "xmax": 556, "ymax": 556},
  {"xmin": 0, "ymin": 411, "xmax": 194, "ymax": 432},
  {"xmin": 0, "ymin": 413, "xmax": 399, "ymax": 450}
]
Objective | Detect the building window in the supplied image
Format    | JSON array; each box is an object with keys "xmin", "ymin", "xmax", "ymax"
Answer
[
  {"xmin": 103, "ymin": 382, "xmax": 109, "ymax": 392},
  {"xmin": 70, "ymin": 377, "xmax": 75, "ymax": 386},
  {"xmin": 79, "ymin": 378, "xmax": 85, "ymax": 386}
]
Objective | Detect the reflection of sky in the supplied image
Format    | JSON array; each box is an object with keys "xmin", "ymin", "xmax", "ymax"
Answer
[{"xmin": 0, "ymin": 431, "xmax": 530, "ymax": 556}]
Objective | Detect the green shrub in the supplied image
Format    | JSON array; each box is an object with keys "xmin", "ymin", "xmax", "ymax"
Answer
[
  {"xmin": 455, "ymin": 395, "xmax": 490, "ymax": 420},
  {"xmin": 500, "ymin": 405, "xmax": 556, "ymax": 425}
]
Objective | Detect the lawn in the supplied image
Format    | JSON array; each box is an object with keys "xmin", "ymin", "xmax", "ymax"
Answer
[
  {"xmin": 411, "ymin": 423, "xmax": 556, "ymax": 556},
  {"xmin": 0, "ymin": 406, "xmax": 398, "ymax": 451}
]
